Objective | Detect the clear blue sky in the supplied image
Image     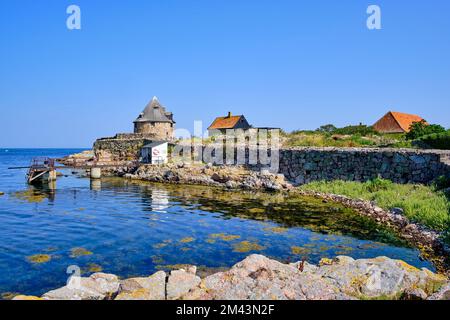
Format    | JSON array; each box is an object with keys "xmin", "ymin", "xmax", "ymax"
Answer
[{"xmin": 1, "ymin": 0, "xmax": 449, "ymax": 148}]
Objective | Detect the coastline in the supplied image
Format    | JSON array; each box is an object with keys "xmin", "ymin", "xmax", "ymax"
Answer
[
  {"xmin": 10, "ymin": 152, "xmax": 444, "ymax": 301},
  {"xmin": 58, "ymin": 150, "xmax": 450, "ymax": 274}
]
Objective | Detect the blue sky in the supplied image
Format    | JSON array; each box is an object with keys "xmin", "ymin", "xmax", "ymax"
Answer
[{"xmin": 1, "ymin": 0, "xmax": 449, "ymax": 148}]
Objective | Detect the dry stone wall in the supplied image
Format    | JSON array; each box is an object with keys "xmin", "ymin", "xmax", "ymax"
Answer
[
  {"xmin": 94, "ymin": 136, "xmax": 450, "ymax": 185},
  {"xmin": 278, "ymin": 147, "xmax": 450, "ymax": 184}
]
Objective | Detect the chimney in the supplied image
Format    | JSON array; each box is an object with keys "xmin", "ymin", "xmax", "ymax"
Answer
[{"xmin": 227, "ymin": 112, "xmax": 232, "ymax": 118}]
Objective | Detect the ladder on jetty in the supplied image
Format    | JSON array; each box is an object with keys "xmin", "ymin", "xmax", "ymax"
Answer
[{"xmin": 26, "ymin": 157, "xmax": 56, "ymax": 184}]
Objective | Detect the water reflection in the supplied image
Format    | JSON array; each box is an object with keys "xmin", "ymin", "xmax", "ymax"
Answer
[
  {"xmin": 96, "ymin": 179, "xmax": 409, "ymax": 247},
  {"xmin": 150, "ymin": 190, "xmax": 170, "ymax": 213},
  {"xmin": 90, "ymin": 179, "xmax": 102, "ymax": 191},
  {"xmin": 12, "ymin": 182, "xmax": 56, "ymax": 203}
]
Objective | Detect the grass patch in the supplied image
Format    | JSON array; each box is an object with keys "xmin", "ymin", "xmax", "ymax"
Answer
[
  {"xmin": 281, "ymin": 131, "xmax": 410, "ymax": 148},
  {"xmin": 300, "ymin": 179, "xmax": 450, "ymax": 232}
]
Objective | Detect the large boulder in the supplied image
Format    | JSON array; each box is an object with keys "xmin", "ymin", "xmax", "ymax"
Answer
[
  {"xmin": 115, "ymin": 271, "xmax": 166, "ymax": 300},
  {"xmin": 183, "ymin": 255, "xmax": 353, "ymax": 300},
  {"xmin": 166, "ymin": 269, "xmax": 201, "ymax": 300},
  {"xmin": 42, "ymin": 273, "xmax": 120, "ymax": 300},
  {"xmin": 427, "ymin": 282, "xmax": 450, "ymax": 300},
  {"xmin": 313, "ymin": 256, "xmax": 447, "ymax": 299}
]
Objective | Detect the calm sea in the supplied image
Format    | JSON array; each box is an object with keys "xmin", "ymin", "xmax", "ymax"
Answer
[{"xmin": 0, "ymin": 149, "xmax": 434, "ymax": 298}]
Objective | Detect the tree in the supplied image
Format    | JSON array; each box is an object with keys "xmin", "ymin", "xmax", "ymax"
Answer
[
  {"xmin": 405, "ymin": 120, "xmax": 446, "ymax": 140},
  {"xmin": 316, "ymin": 124, "xmax": 337, "ymax": 133}
]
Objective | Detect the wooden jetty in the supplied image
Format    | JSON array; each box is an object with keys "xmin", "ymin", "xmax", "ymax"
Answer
[
  {"xmin": 26, "ymin": 157, "xmax": 57, "ymax": 184},
  {"xmin": 8, "ymin": 157, "xmax": 139, "ymax": 185}
]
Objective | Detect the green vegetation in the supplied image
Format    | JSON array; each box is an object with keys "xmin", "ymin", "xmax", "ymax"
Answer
[
  {"xmin": 283, "ymin": 120, "xmax": 449, "ymax": 149},
  {"xmin": 300, "ymin": 178, "xmax": 450, "ymax": 232},
  {"xmin": 405, "ymin": 120, "xmax": 446, "ymax": 140},
  {"xmin": 435, "ymin": 175, "xmax": 450, "ymax": 190},
  {"xmin": 282, "ymin": 124, "xmax": 407, "ymax": 148},
  {"xmin": 415, "ymin": 131, "xmax": 450, "ymax": 150}
]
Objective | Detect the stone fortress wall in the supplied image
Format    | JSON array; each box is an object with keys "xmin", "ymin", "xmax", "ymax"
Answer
[{"xmin": 94, "ymin": 136, "xmax": 450, "ymax": 184}]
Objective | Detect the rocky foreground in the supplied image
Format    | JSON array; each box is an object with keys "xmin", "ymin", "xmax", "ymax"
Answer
[{"xmin": 13, "ymin": 255, "xmax": 449, "ymax": 301}]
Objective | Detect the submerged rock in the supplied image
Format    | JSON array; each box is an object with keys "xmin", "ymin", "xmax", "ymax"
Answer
[
  {"xmin": 26, "ymin": 254, "xmax": 51, "ymax": 264},
  {"xmin": 12, "ymin": 295, "xmax": 44, "ymax": 300},
  {"xmin": 70, "ymin": 247, "xmax": 93, "ymax": 258}
]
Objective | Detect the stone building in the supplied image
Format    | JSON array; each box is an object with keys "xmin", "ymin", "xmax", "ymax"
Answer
[
  {"xmin": 207, "ymin": 112, "xmax": 252, "ymax": 136},
  {"xmin": 93, "ymin": 96, "xmax": 175, "ymax": 164},
  {"xmin": 134, "ymin": 96, "xmax": 175, "ymax": 140}
]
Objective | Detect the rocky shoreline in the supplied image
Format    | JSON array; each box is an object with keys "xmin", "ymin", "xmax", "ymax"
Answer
[
  {"xmin": 115, "ymin": 162, "xmax": 449, "ymax": 273},
  {"xmin": 123, "ymin": 163, "xmax": 293, "ymax": 192},
  {"xmin": 57, "ymin": 153, "xmax": 450, "ymax": 274},
  {"xmin": 296, "ymin": 190, "xmax": 450, "ymax": 274},
  {"xmin": 13, "ymin": 255, "xmax": 449, "ymax": 300},
  {"xmin": 56, "ymin": 152, "xmax": 450, "ymax": 275}
]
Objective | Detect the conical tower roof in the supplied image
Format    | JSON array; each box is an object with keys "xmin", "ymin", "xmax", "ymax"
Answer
[{"xmin": 134, "ymin": 97, "xmax": 174, "ymax": 123}]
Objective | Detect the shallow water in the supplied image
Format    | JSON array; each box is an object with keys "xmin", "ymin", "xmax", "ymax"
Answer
[{"xmin": 0, "ymin": 149, "xmax": 434, "ymax": 298}]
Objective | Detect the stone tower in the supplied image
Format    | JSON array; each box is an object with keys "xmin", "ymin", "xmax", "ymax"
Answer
[{"xmin": 134, "ymin": 97, "xmax": 175, "ymax": 140}]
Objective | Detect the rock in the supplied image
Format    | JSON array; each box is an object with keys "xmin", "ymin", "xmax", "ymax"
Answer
[
  {"xmin": 166, "ymin": 269, "xmax": 201, "ymax": 300},
  {"xmin": 12, "ymin": 295, "xmax": 44, "ymax": 300},
  {"xmin": 401, "ymin": 288, "xmax": 428, "ymax": 300},
  {"xmin": 289, "ymin": 261, "xmax": 318, "ymax": 273},
  {"xmin": 427, "ymin": 282, "xmax": 450, "ymax": 300},
  {"xmin": 43, "ymin": 273, "xmax": 120, "ymax": 300},
  {"xmin": 116, "ymin": 271, "xmax": 166, "ymax": 300},
  {"xmin": 0, "ymin": 191, "xmax": 4, "ymax": 196},
  {"xmin": 225, "ymin": 181, "xmax": 236, "ymax": 189},
  {"xmin": 185, "ymin": 255, "xmax": 352, "ymax": 300},
  {"xmin": 33, "ymin": 255, "xmax": 450, "ymax": 301},
  {"xmin": 187, "ymin": 266, "xmax": 197, "ymax": 275},
  {"xmin": 211, "ymin": 173, "xmax": 230, "ymax": 183},
  {"xmin": 390, "ymin": 207, "xmax": 404, "ymax": 216},
  {"xmin": 314, "ymin": 256, "xmax": 447, "ymax": 299}
]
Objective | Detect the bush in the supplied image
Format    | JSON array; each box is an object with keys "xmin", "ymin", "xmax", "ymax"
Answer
[
  {"xmin": 434, "ymin": 175, "xmax": 450, "ymax": 190},
  {"xmin": 333, "ymin": 125, "xmax": 377, "ymax": 136},
  {"xmin": 405, "ymin": 120, "xmax": 446, "ymax": 140},
  {"xmin": 366, "ymin": 177, "xmax": 393, "ymax": 192},
  {"xmin": 415, "ymin": 131, "xmax": 450, "ymax": 150}
]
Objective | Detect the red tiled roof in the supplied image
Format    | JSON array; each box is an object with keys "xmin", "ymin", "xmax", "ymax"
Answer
[
  {"xmin": 390, "ymin": 111, "xmax": 425, "ymax": 132},
  {"xmin": 208, "ymin": 115, "xmax": 244, "ymax": 129}
]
